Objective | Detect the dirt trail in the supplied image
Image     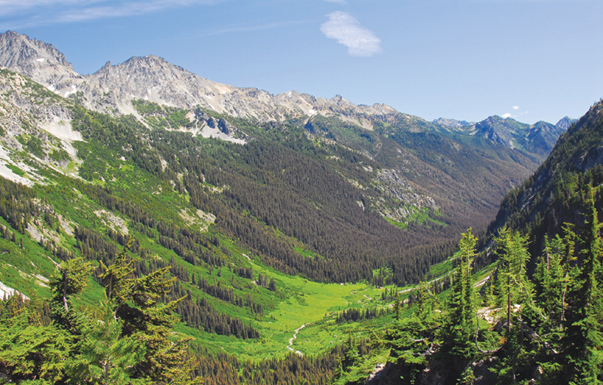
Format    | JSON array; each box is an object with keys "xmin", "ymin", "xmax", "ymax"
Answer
[
  {"xmin": 473, "ymin": 275, "xmax": 491, "ymax": 288},
  {"xmin": 287, "ymin": 323, "xmax": 309, "ymax": 356}
]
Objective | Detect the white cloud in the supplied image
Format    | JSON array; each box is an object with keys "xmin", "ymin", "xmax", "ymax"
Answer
[
  {"xmin": 502, "ymin": 106, "xmax": 529, "ymax": 120},
  {"xmin": 324, "ymin": 0, "xmax": 346, "ymax": 3},
  {"xmin": 320, "ymin": 11, "xmax": 381, "ymax": 57}
]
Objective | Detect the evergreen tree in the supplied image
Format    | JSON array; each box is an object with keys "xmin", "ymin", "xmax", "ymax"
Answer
[
  {"xmin": 439, "ymin": 229, "xmax": 478, "ymax": 383},
  {"xmin": 385, "ymin": 280, "xmax": 442, "ymax": 385},
  {"xmin": 564, "ymin": 187, "xmax": 603, "ymax": 384},
  {"xmin": 99, "ymin": 236, "xmax": 195, "ymax": 384},
  {"xmin": 441, "ymin": 229, "xmax": 477, "ymax": 358},
  {"xmin": 0, "ymin": 300, "xmax": 71, "ymax": 384},
  {"xmin": 534, "ymin": 234, "xmax": 570, "ymax": 328},
  {"xmin": 491, "ymin": 227, "xmax": 535, "ymax": 384},
  {"xmin": 65, "ymin": 298, "xmax": 145, "ymax": 385},
  {"xmin": 493, "ymin": 228, "xmax": 532, "ymax": 336},
  {"xmin": 50, "ymin": 257, "xmax": 94, "ymax": 331}
]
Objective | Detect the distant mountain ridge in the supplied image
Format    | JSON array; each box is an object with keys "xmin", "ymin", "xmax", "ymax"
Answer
[
  {"xmin": 432, "ymin": 117, "xmax": 473, "ymax": 129},
  {"xmin": 487, "ymin": 100, "xmax": 603, "ymax": 257},
  {"xmin": 0, "ymin": 30, "xmax": 569, "ymax": 145},
  {"xmin": 0, "ymin": 30, "xmax": 581, "ymax": 272},
  {"xmin": 0, "ymin": 31, "xmax": 401, "ymax": 127},
  {"xmin": 433, "ymin": 115, "xmax": 575, "ymax": 158}
]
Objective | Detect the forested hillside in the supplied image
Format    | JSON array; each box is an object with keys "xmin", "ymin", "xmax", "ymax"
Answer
[
  {"xmin": 0, "ymin": 64, "xmax": 556, "ymax": 291},
  {"xmin": 488, "ymin": 100, "xmax": 603, "ymax": 257},
  {"xmin": 330, "ymin": 101, "xmax": 603, "ymax": 384},
  {"xmin": 0, "ymin": 33, "xmax": 589, "ymax": 384}
]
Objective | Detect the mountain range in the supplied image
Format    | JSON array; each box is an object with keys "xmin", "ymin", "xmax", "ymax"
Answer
[
  {"xmin": 0, "ymin": 31, "xmax": 573, "ymax": 236},
  {"xmin": 0, "ymin": 30, "xmax": 571, "ymax": 151},
  {"xmin": 1, "ymin": 29, "xmax": 603, "ymax": 385}
]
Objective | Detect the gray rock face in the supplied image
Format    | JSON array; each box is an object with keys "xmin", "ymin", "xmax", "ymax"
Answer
[
  {"xmin": 473, "ymin": 116, "xmax": 526, "ymax": 148},
  {"xmin": 0, "ymin": 69, "xmax": 81, "ymax": 187},
  {"xmin": 373, "ymin": 169, "xmax": 438, "ymax": 223},
  {"xmin": 0, "ymin": 31, "xmax": 83, "ymax": 93},
  {"xmin": 555, "ymin": 116, "xmax": 576, "ymax": 131},
  {"xmin": 433, "ymin": 117, "xmax": 472, "ymax": 129},
  {"xmin": 0, "ymin": 31, "xmax": 402, "ymax": 126}
]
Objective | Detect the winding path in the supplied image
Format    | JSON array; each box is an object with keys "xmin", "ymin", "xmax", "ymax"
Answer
[{"xmin": 287, "ymin": 323, "xmax": 309, "ymax": 356}]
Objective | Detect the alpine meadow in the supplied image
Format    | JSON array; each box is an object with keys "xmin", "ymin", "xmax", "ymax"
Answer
[{"xmin": 1, "ymin": 29, "xmax": 603, "ymax": 385}]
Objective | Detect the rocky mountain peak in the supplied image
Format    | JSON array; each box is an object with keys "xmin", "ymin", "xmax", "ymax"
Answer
[
  {"xmin": 99, "ymin": 61, "xmax": 112, "ymax": 70},
  {"xmin": 330, "ymin": 94, "xmax": 355, "ymax": 108},
  {"xmin": 433, "ymin": 117, "xmax": 472, "ymax": 129},
  {"xmin": 0, "ymin": 31, "xmax": 71, "ymax": 68},
  {"xmin": 0, "ymin": 31, "xmax": 77, "ymax": 81},
  {"xmin": 556, "ymin": 116, "xmax": 576, "ymax": 130},
  {"xmin": 0, "ymin": 31, "xmax": 412, "ymax": 127}
]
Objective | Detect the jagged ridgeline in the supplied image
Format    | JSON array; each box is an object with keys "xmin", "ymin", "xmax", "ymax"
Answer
[
  {"xmin": 331, "ymin": 101, "xmax": 603, "ymax": 385},
  {"xmin": 487, "ymin": 100, "xmax": 603, "ymax": 257},
  {"xmin": 0, "ymin": 30, "xmax": 582, "ymax": 384},
  {"xmin": 0, "ymin": 62, "xmax": 517, "ymax": 288}
]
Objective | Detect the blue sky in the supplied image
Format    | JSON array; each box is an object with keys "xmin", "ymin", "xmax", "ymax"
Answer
[{"xmin": 1, "ymin": 0, "xmax": 602, "ymax": 124}]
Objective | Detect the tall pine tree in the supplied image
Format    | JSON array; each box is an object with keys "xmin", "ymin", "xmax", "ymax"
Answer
[
  {"xmin": 564, "ymin": 187, "xmax": 603, "ymax": 384},
  {"xmin": 439, "ymin": 229, "xmax": 478, "ymax": 382}
]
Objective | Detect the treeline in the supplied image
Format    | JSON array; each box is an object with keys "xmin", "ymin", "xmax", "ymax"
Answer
[
  {"xmin": 335, "ymin": 307, "xmax": 391, "ymax": 324},
  {"xmin": 171, "ymin": 281, "xmax": 260, "ymax": 339},
  {"xmin": 196, "ymin": 276, "xmax": 264, "ymax": 314},
  {"xmin": 0, "ymin": 241, "xmax": 200, "ymax": 384},
  {"xmin": 340, "ymin": 187, "xmax": 603, "ymax": 384},
  {"xmin": 193, "ymin": 348, "xmax": 341, "ymax": 385},
  {"xmin": 0, "ymin": 176, "xmax": 38, "ymax": 234}
]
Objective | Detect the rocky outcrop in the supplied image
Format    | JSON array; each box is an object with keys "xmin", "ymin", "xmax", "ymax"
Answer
[
  {"xmin": 555, "ymin": 116, "xmax": 576, "ymax": 131},
  {"xmin": 0, "ymin": 31, "xmax": 83, "ymax": 95},
  {"xmin": 432, "ymin": 117, "xmax": 472, "ymax": 129},
  {"xmin": 0, "ymin": 31, "xmax": 406, "ymax": 128},
  {"xmin": 0, "ymin": 69, "xmax": 79, "ymax": 185},
  {"xmin": 373, "ymin": 169, "xmax": 438, "ymax": 223}
]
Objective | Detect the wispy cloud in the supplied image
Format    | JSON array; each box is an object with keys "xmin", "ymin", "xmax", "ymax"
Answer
[
  {"xmin": 320, "ymin": 11, "xmax": 381, "ymax": 57},
  {"xmin": 0, "ymin": 0, "xmax": 223, "ymax": 28},
  {"xmin": 0, "ymin": 0, "xmax": 91, "ymax": 17},
  {"xmin": 199, "ymin": 19, "xmax": 314, "ymax": 37}
]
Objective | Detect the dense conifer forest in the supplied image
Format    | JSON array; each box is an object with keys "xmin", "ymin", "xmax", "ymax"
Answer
[{"xmin": 0, "ymin": 61, "xmax": 602, "ymax": 384}]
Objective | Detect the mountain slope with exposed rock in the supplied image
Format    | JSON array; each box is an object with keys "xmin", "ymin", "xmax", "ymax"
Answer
[{"xmin": 0, "ymin": 30, "xmax": 572, "ymax": 271}]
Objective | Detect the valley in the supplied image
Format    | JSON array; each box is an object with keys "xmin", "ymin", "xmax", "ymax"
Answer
[{"xmin": 1, "ymin": 30, "xmax": 602, "ymax": 385}]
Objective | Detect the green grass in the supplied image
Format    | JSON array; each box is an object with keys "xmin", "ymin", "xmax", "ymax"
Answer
[
  {"xmin": 429, "ymin": 252, "xmax": 458, "ymax": 279},
  {"xmin": 0, "ymin": 98, "xmax": 467, "ymax": 368},
  {"xmin": 384, "ymin": 206, "xmax": 446, "ymax": 229},
  {"xmin": 5, "ymin": 163, "xmax": 25, "ymax": 176},
  {"xmin": 185, "ymin": 251, "xmax": 381, "ymax": 360}
]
